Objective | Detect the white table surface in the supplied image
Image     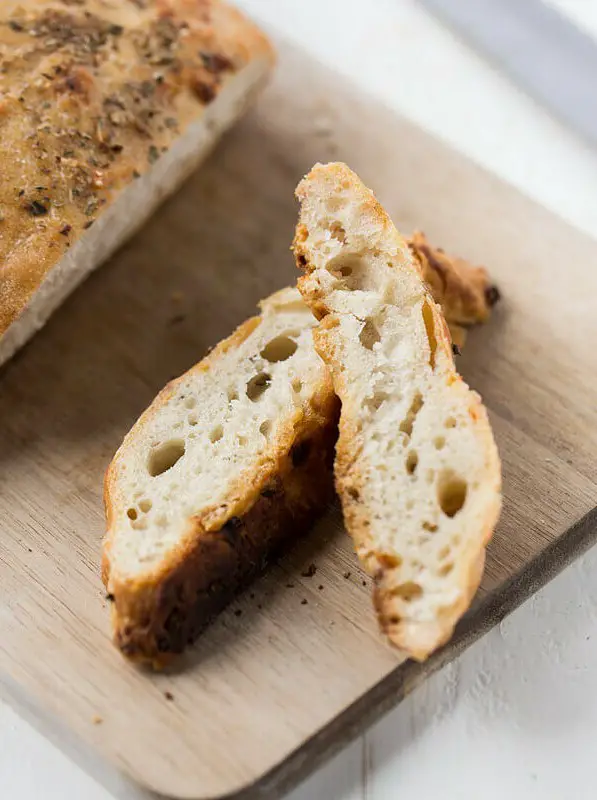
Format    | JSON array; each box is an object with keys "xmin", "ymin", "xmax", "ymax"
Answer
[{"xmin": 3, "ymin": 1, "xmax": 597, "ymax": 798}]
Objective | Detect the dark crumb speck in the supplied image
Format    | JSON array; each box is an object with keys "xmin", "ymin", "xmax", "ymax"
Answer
[
  {"xmin": 301, "ymin": 563, "xmax": 317, "ymax": 578},
  {"xmin": 257, "ymin": 603, "xmax": 262, "ymax": 610},
  {"xmin": 59, "ymin": 224, "xmax": 72, "ymax": 236},
  {"xmin": 234, "ymin": 609, "xmax": 242, "ymax": 617},
  {"xmin": 27, "ymin": 547, "xmax": 33, "ymax": 553},
  {"xmin": 250, "ymin": 593, "xmax": 255, "ymax": 600},
  {"xmin": 168, "ymin": 314, "xmax": 186, "ymax": 326},
  {"xmin": 105, "ymin": 593, "xmax": 115, "ymax": 602},
  {"xmin": 26, "ymin": 200, "xmax": 49, "ymax": 216},
  {"xmin": 485, "ymin": 285, "xmax": 501, "ymax": 307},
  {"xmin": 318, "ymin": 585, "xmax": 324, "ymax": 591},
  {"xmin": 84, "ymin": 220, "xmax": 94, "ymax": 229},
  {"xmin": 362, "ymin": 580, "xmax": 367, "ymax": 586},
  {"xmin": 452, "ymin": 343, "xmax": 462, "ymax": 356},
  {"xmin": 164, "ymin": 691, "xmax": 174, "ymax": 701},
  {"xmin": 343, "ymin": 571, "xmax": 351, "ymax": 579},
  {"xmin": 286, "ymin": 583, "xmax": 295, "ymax": 589},
  {"xmin": 301, "ymin": 599, "xmax": 308, "ymax": 605}
]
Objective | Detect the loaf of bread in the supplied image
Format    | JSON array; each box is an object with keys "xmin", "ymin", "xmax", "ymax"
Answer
[
  {"xmin": 103, "ymin": 288, "xmax": 339, "ymax": 664},
  {"xmin": 294, "ymin": 163, "xmax": 502, "ymax": 661},
  {"xmin": 0, "ymin": 0, "xmax": 274, "ymax": 366}
]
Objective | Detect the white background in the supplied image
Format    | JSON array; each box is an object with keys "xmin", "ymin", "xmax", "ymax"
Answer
[{"xmin": 3, "ymin": 1, "xmax": 597, "ymax": 798}]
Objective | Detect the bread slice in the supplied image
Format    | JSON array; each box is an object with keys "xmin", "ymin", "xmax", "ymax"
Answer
[
  {"xmin": 103, "ymin": 288, "xmax": 339, "ymax": 665},
  {"xmin": 294, "ymin": 162, "xmax": 502, "ymax": 661},
  {"xmin": 0, "ymin": 0, "xmax": 274, "ymax": 367},
  {"xmin": 103, "ymin": 241, "xmax": 497, "ymax": 664}
]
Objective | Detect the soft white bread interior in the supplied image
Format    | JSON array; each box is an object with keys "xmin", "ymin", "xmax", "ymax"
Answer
[
  {"xmin": 294, "ymin": 163, "xmax": 501, "ymax": 661},
  {"xmin": 103, "ymin": 288, "xmax": 338, "ymax": 664}
]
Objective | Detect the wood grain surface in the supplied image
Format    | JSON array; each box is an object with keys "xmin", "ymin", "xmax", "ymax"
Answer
[{"xmin": 1, "ymin": 40, "xmax": 596, "ymax": 800}]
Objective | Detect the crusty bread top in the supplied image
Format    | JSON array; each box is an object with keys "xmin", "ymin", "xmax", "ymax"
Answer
[
  {"xmin": 104, "ymin": 287, "xmax": 333, "ymax": 583},
  {"xmin": 0, "ymin": 0, "xmax": 273, "ymax": 337},
  {"xmin": 294, "ymin": 162, "xmax": 502, "ymax": 660}
]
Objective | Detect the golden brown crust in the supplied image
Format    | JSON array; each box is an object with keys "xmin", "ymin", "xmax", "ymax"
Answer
[
  {"xmin": 294, "ymin": 162, "xmax": 501, "ymax": 661},
  {"xmin": 103, "ymin": 303, "xmax": 339, "ymax": 666},
  {"xmin": 407, "ymin": 231, "xmax": 500, "ymax": 327},
  {"xmin": 0, "ymin": 0, "xmax": 273, "ymax": 336}
]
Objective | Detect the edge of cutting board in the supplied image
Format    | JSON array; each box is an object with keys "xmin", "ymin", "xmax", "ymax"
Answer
[{"xmin": 229, "ymin": 503, "xmax": 597, "ymax": 800}]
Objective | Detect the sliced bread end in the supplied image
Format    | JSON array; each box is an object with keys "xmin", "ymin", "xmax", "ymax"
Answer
[{"xmin": 294, "ymin": 162, "xmax": 502, "ymax": 661}]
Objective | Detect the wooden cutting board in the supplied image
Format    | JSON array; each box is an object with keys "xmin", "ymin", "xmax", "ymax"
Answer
[{"xmin": 1, "ymin": 39, "xmax": 597, "ymax": 800}]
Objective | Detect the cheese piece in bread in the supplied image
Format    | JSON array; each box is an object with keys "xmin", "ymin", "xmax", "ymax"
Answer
[
  {"xmin": 294, "ymin": 162, "xmax": 501, "ymax": 661},
  {"xmin": 0, "ymin": 0, "xmax": 274, "ymax": 366},
  {"xmin": 103, "ymin": 288, "xmax": 338, "ymax": 665}
]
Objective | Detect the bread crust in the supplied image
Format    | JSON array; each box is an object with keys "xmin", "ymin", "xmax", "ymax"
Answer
[
  {"xmin": 0, "ymin": 0, "xmax": 273, "ymax": 340},
  {"xmin": 103, "ymin": 303, "xmax": 339, "ymax": 666},
  {"xmin": 294, "ymin": 162, "xmax": 501, "ymax": 661},
  {"xmin": 408, "ymin": 231, "xmax": 499, "ymax": 327}
]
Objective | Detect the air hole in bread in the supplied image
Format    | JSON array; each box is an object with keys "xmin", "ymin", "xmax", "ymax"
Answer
[
  {"xmin": 259, "ymin": 420, "xmax": 271, "ymax": 439},
  {"xmin": 422, "ymin": 521, "xmax": 438, "ymax": 533},
  {"xmin": 329, "ymin": 222, "xmax": 346, "ymax": 242},
  {"xmin": 127, "ymin": 508, "xmax": 138, "ymax": 521},
  {"xmin": 148, "ymin": 439, "xmax": 185, "ymax": 477},
  {"xmin": 210, "ymin": 425, "xmax": 223, "ymax": 443},
  {"xmin": 438, "ymin": 471, "xmax": 468, "ymax": 517},
  {"xmin": 399, "ymin": 392, "xmax": 423, "ymax": 437},
  {"xmin": 406, "ymin": 450, "xmax": 418, "ymax": 475},
  {"xmin": 292, "ymin": 377, "xmax": 303, "ymax": 393},
  {"xmin": 325, "ymin": 253, "xmax": 362, "ymax": 285},
  {"xmin": 184, "ymin": 396, "xmax": 197, "ymax": 409},
  {"xmin": 378, "ymin": 553, "xmax": 402, "ymax": 569},
  {"xmin": 246, "ymin": 372, "xmax": 271, "ymax": 402},
  {"xmin": 139, "ymin": 499, "xmax": 152, "ymax": 513},
  {"xmin": 422, "ymin": 299, "xmax": 438, "ymax": 370},
  {"xmin": 359, "ymin": 319, "xmax": 381, "ymax": 350},
  {"xmin": 365, "ymin": 390, "xmax": 390, "ymax": 412},
  {"xmin": 439, "ymin": 562, "xmax": 454, "ymax": 577},
  {"xmin": 327, "ymin": 197, "xmax": 347, "ymax": 212},
  {"xmin": 237, "ymin": 435, "xmax": 248, "ymax": 447},
  {"xmin": 260, "ymin": 336, "xmax": 298, "ymax": 363},
  {"xmin": 188, "ymin": 414, "xmax": 198, "ymax": 426},
  {"xmin": 445, "ymin": 416, "xmax": 457, "ymax": 429},
  {"xmin": 131, "ymin": 518, "xmax": 147, "ymax": 531},
  {"xmin": 227, "ymin": 387, "xmax": 239, "ymax": 403},
  {"xmin": 438, "ymin": 545, "xmax": 451, "ymax": 559},
  {"xmin": 434, "ymin": 436, "xmax": 446, "ymax": 450},
  {"xmin": 392, "ymin": 582, "xmax": 423, "ymax": 602}
]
